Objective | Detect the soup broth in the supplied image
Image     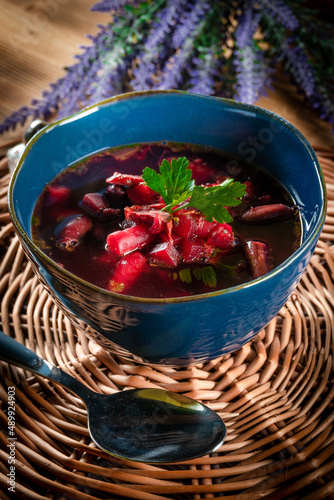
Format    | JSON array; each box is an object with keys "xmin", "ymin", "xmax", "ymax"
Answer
[{"xmin": 32, "ymin": 142, "xmax": 301, "ymax": 298}]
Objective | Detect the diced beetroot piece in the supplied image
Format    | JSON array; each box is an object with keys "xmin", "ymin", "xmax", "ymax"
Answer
[
  {"xmin": 165, "ymin": 219, "xmax": 173, "ymax": 240},
  {"xmin": 173, "ymin": 211, "xmax": 198, "ymax": 240},
  {"xmin": 124, "ymin": 206, "xmax": 172, "ymax": 234},
  {"xmin": 101, "ymin": 207, "xmax": 122, "ymax": 220},
  {"xmin": 54, "ymin": 214, "xmax": 93, "ymax": 240},
  {"xmin": 127, "ymin": 183, "xmax": 158, "ymax": 205},
  {"xmin": 159, "ymin": 231, "xmax": 182, "ymax": 246},
  {"xmin": 188, "ymin": 158, "xmax": 216, "ymax": 184},
  {"xmin": 142, "ymin": 202, "xmax": 166, "ymax": 210},
  {"xmin": 196, "ymin": 217, "xmax": 217, "ymax": 238},
  {"xmin": 106, "ymin": 172, "xmax": 143, "ymax": 187},
  {"xmin": 148, "ymin": 242, "xmax": 180, "ymax": 268},
  {"xmin": 239, "ymin": 204, "xmax": 297, "ymax": 224},
  {"xmin": 108, "ymin": 252, "xmax": 147, "ymax": 293},
  {"xmin": 145, "ymin": 214, "xmax": 166, "ymax": 234},
  {"xmin": 79, "ymin": 192, "xmax": 107, "ymax": 215},
  {"xmin": 207, "ymin": 223, "xmax": 234, "ymax": 250},
  {"xmin": 244, "ymin": 240, "xmax": 272, "ymax": 279},
  {"xmin": 45, "ymin": 185, "xmax": 71, "ymax": 207},
  {"xmin": 106, "ymin": 225, "xmax": 156, "ymax": 256},
  {"xmin": 144, "ymin": 214, "xmax": 165, "ymax": 234},
  {"xmin": 181, "ymin": 239, "xmax": 212, "ymax": 263},
  {"xmin": 243, "ymin": 180, "xmax": 257, "ymax": 200},
  {"xmin": 79, "ymin": 192, "xmax": 120, "ymax": 221},
  {"xmin": 104, "ymin": 184, "xmax": 127, "ymax": 206}
]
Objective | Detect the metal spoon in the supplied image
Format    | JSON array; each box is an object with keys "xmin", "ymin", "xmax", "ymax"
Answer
[{"xmin": 0, "ymin": 331, "xmax": 226, "ymax": 463}]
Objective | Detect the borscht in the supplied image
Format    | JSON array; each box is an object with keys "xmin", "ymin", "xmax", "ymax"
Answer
[{"xmin": 31, "ymin": 142, "xmax": 301, "ymax": 298}]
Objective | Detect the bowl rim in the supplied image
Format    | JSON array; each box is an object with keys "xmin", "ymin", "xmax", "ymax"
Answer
[{"xmin": 8, "ymin": 90, "xmax": 328, "ymax": 305}]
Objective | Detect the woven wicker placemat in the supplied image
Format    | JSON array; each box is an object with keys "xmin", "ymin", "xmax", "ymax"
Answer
[{"xmin": 0, "ymin": 144, "xmax": 333, "ymax": 500}]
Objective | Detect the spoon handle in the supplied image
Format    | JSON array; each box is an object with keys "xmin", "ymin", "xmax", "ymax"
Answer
[{"xmin": 0, "ymin": 331, "xmax": 93, "ymax": 401}]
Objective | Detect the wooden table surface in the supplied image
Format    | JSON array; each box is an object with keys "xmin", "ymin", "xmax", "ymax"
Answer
[{"xmin": 0, "ymin": 0, "xmax": 333, "ymax": 149}]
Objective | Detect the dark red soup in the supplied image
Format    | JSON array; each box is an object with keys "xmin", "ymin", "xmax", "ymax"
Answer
[{"xmin": 32, "ymin": 142, "xmax": 301, "ymax": 298}]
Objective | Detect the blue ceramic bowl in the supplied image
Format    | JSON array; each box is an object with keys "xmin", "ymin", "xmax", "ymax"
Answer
[{"xmin": 8, "ymin": 91, "xmax": 326, "ymax": 365}]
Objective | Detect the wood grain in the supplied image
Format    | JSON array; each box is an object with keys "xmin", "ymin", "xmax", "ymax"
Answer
[{"xmin": 0, "ymin": 0, "xmax": 333, "ymax": 148}]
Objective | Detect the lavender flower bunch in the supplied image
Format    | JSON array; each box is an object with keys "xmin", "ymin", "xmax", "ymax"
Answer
[{"xmin": 1, "ymin": 0, "xmax": 333, "ymax": 134}]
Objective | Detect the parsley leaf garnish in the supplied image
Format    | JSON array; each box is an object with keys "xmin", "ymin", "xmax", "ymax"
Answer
[
  {"xmin": 142, "ymin": 157, "xmax": 246, "ymax": 223},
  {"xmin": 188, "ymin": 178, "xmax": 245, "ymax": 223},
  {"xmin": 201, "ymin": 266, "xmax": 217, "ymax": 287},
  {"xmin": 142, "ymin": 157, "xmax": 194, "ymax": 211},
  {"xmin": 193, "ymin": 266, "xmax": 217, "ymax": 287},
  {"xmin": 178, "ymin": 268, "xmax": 192, "ymax": 284},
  {"xmin": 173, "ymin": 266, "xmax": 217, "ymax": 287}
]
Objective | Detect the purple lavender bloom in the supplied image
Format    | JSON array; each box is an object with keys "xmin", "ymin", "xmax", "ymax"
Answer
[
  {"xmin": 153, "ymin": 0, "xmax": 212, "ymax": 91},
  {"xmin": 235, "ymin": 1, "xmax": 260, "ymax": 50},
  {"xmin": 234, "ymin": 46, "xmax": 272, "ymax": 104},
  {"xmin": 172, "ymin": 0, "xmax": 210, "ymax": 49},
  {"xmin": 153, "ymin": 28, "xmax": 203, "ymax": 90},
  {"xmin": 280, "ymin": 41, "xmax": 316, "ymax": 99},
  {"xmin": 188, "ymin": 49, "xmax": 219, "ymax": 95},
  {"xmin": 87, "ymin": 49, "xmax": 128, "ymax": 105},
  {"xmin": 131, "ymin": 0, "xmax": 189, "ymax": 91},
  {"xmin": 1, "ymin": 0, "xmax": 333, "ymax": 134},
  {"xmin": 57, "ymin": 59, "xmax": 103, "ymax": 118},
  {"xmin": 91, "ymin": 0, "xmax": 139, "ymax": 13},
  {"xmin": 54, "ymin": 24, "xmax": 119, "ymax": 117},
  {"xmin": 258, "ymin": 0, "xmax": 299, "ymax": 31},
  {"xmin": 233, "ymin": 1, "xmax": 270, "ymax": 104},
  {"xmin": 131, "ymin": 59, "xmax": 157, "ymax": 91},
  {"xmin": 0, "ymin": 106, "xmax": 34, "ymax": 134}
]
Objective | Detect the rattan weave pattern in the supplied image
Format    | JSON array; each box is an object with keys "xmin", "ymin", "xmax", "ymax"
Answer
[{"xmin": 0, "ymin": 145, "xmax": 333, "ymax": 500}]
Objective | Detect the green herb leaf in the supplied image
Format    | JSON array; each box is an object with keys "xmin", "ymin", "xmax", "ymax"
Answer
[
  {"xmin": 142, "ymin": 157, "xmax": 194, "ymax": 209},
  {"xmin": 202, "ymin": 266, "xmax": 217, "ymax": 287},
  {"xmin": 193, "ymin": 267, "xmax": 203, "ymax": 281},
  {"xmin": 177, "ymin": 267, "xmax": 217, "ymax": 287},
  {"xmin": 142, "ymin": 157, "xmax": 246, "ymax": 223},
  {"xmin": 179, "ymin": 268, "xmax": 192, "ymax": 284},
  {"xmin": 188, "ymin": 179, "xmax": 246, "ymax": 223}
]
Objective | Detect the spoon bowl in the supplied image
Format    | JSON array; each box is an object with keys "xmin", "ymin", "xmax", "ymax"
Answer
[{"xmin": 0, "ymin": 331, "xmax": 226, "ymax": 463}]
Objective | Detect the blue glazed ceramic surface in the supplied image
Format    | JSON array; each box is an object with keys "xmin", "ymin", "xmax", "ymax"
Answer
[{"xmin": 8, "ymin": 91, "xmax": 327, "ymax": 365}]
